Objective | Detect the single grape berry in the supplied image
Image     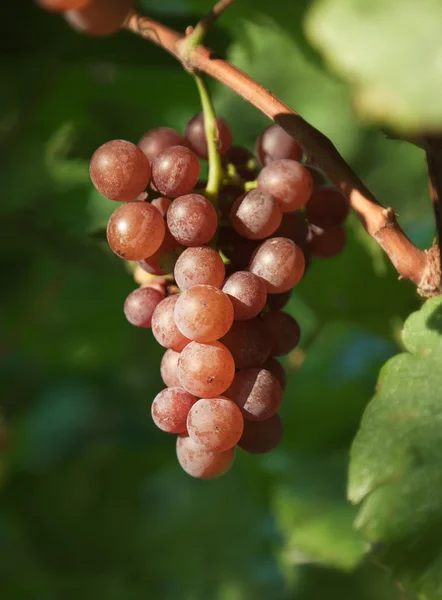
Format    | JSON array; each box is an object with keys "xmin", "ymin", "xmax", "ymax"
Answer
[
  {"xmin": 305, "ymin": 186, "xmax": 349, "ymax": 229},
  {"xmin": 37, "ymin": 0, "xmax": 90, "ymax": 11},
  {"xmin": 262, "ymin": 310, "xmax": 301, "ymax": 356},
  {"xmin": 138, "ymin": 128, "xmax": 189, "ymax": 162},
  {"xmin": 150, "ymin": 197, "xmax": 172, "ymax": 217},
  {"xmin": 226, "ymin": 368, "xmax": 282, "ymax": 422},
  {"xmin": 255, "ymin": 124, "xmax": 303, "ymax": 166},
  {"xmin": 229, "ymin": 189, "xmax": 282, "ymax": 240},
  {"xmin": 258, "ymin": 159, "xmax": 313, "ymax": 212},
  {"xmin": 151, "ymin": 387, "xmax": 197, "ymax": 434},
  {"xmin": 261, "ymin": 358, "xmax": 287, "ymax": 390},
  {"xmin": 65, "ymin": 0, "xmax": 134, "ymax": 36},
  {"xmin": 220, "ymin": 319, "xmax": 271, "ymax": 369},
  {"xmin": 185, "ymin": 112, "xmax": 232, "ymax": 159},
  {"xmin": 152, "ymin": 145, "xmax": 200, "ymax": 198},
  {"xmin": 174, "ymin": 285, "xmax": 234, "ymax": 343},
  {"xmin": 90, "ymin": 140, "xmax": 151, "ymax": 201},
  {"xmin": 308, "ymin": 224, "xmax": 346, "ymax": 258},
  {"xmin": 250, "ymin": 237, "xmax": 305, "ymax": 293},
  {"xmin": 178, "ymin": 341, "xmax": 235, "ymax": 398},
  {"xmin": 167, "ymin": 194, "xmax": 218, "ymax": 247},
  {"xmin": 107, "ymin": 201, "xmax": 165, "ymax": 261},
  {"xmin": 174, "ymin": 247, "xmax": 225, "ymax": 291},
  {"xmin": 222, "ymin": 271, "xmax": 267, "ymax": 321},
  {"xmin": 238, "ymin": 414, "xmax": 283, "ymax": 454},
  {"xmin": 267, "ymin": 290, "xmax": 292, "ymax": 311},
  {"xmin": 187, "ymin": 397, "xmax": 244, "ymax": 452},
  {"xmin": 176, "ymin": 434, "xmax": 235, "ymax": 479},
  {"xmin": 151, "ymin": 295, "xmax": 190, "ymax": 351},
  {"xmin": 124, "ymin": 286, "xmax": 165, "ymax": 328}
]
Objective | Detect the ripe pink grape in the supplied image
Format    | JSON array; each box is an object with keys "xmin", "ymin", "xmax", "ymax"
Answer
[
  {"xmin": 151, "ymin": 387, "xmax": 197, "ymax": 433},
  {"xmin": 152, "ymin": 145, "xmax": 200, "ymax": 198},
  {"xmin": 150, "ymin": 196, "xmax": 172, "ymax": 217},
  {"xmin": 226, "ymin": 368, "xmax": 282, "ymax": 421},
  {"xmin": 37, "ymin": 0, "xmax": 90, "ymax": 11},
  {"xmin": 257, "ymin": 159, "xmax": 313, "ymax": 212},
  {"xmin": 174, "ymin": 285, "xmax": 233, "ymax": 343},
  {"xmin": 151, "ymin": 295, "xmax": 190, "ymax": 351},
  {"xmin": 124, "ymin": 286, "xmax": 165, "ymax": 328},
  {"xmin": 178, "ymin": 341, "xmax": 235, "ymax": 398},
  {"xmin": 238, "ymin": 414, "xmax": 283, "ymax": 454},
  {"xmin": 305, "ymin": 187, "xmax": 349, "ymax": 229},
  {"xmin": 187, "ymin": 397, "xmax": 244, "ymax": 452},
  {"xmin": 65, "ymin": 0, "xmax": 133, "ymax": 36},
  {"xmin": 262, "ymin": 358, "xmax": 287, "ymax": 390},
  {"xmin": 255, "ymin": 124, "xmax": 303, "ymax": 166},
  {"xmin": 262, "ymin": 310, "xmax": 301, "ymax": 356},
  {"xmin": 230, "ymin": 189, "xmax": 282, "ymax": 240},
  {"xmin": 160, "ymin": 349, "xmax": 181, "ymax": 388},
  {"xmin": 107, "ymin": 201, "xmax": 165, "ymax": 261},
  {"xmin": 90, "ymin": 140, "xmax": 151, "ymax": 201},
  {"xmin": 222, "ymin": 271, "xmax": 267, "ymax": 320},
  {"xmin": 176, "ymin": 434, "xmax": 235, "ymax": 479},
  {"xmin": 174, "ymin": 247, "xmax": 225, "ymax": 291},
  {"xmin": 185, "ymin": 112, "xmax": 232, "ymax": 159},
  {"xmin": 250, "ymin": 237, "xmax": 305, "ymax": 293},
  {"xmin": 220, "ymin": 319, "xmax": 271, "ymax": 369},
  {"xmin": 308, "ymin": 225, "xmax": 346, "ymax": 258},
  {"xmin": 167, "ymin": 194, "xmax": 218, "ymax": 247},
  {"xmin": 138, "ymin": 127, "xmax": 189, "ymax": 162}
]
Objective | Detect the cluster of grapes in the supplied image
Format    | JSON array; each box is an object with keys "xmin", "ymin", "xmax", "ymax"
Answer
[{"xmin": 88, "ymin": 113, "xmax": 349, "ymax": 479}]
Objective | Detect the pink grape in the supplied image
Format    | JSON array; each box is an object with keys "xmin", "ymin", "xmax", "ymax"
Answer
[
  {"xmin": 178, "ymin": 341, "xmax": 235, "ymax": 398},
  {"xmin": 238, "ymin": 414, "xmax": 283, "ymax": 454},
  {"xmin": 167, "ymin": 194, "xmax": 218, "ymax": 247},
  {"xmin": 160, "ymin": 349, "xmax": 181, "ymax": 388},
  {"xmin": 151, "ymin": 295, "xmax": 190, "ymax": 351},
  {"xmin": 187, "ymin": 397, "xmax": 244, "ymax": 452},
  {"xmin": 226, "ymin": 368, "xmax": 282, "ymax": 421},
  {"xmin": 220, "ymin": 319, "xmax": 271, "ymax": 369},
  {"xmin": 222, "ymin": 271, "xmax": 267, "ymax": 320},
  {"xmin": 257, "ymin": 159, "xmax": 313, "ymax": 212},
  {"xmin": 150, "ymin": 196, "xmax": 172, "ymax": 216},
  {"xmin": 230, "ymin": 189, "xmax": 282, "ymax": 240},
  {"xmin": 262, "ymin": 310, "xmax": 301, "ymax": 356},
  {"xmin": 176, "ymin": 434, "xmax": 235, "ymax": 479},
  {"xmin": 174, "ymin": 247, "xmax": 225, "ymax": 291},
  {"xmin": 250, "ymin": 237, "xmax": 305, "ymax": 293},
  {"xmin": 138, "ymin": 127, "xmax": 189, "ymax": 162},
  {"xmin": 262, "ymin": 358, "xmax": 287, "ymax": 390},
  {"xmin": 255, "ymin": 124, "xmax": 303, "ymax": 166},
  {"xmin": 151, "ymin": 387, "xmax": 197, "ymax": 433},
  {"xmin": 174, "ymin": 285, "xmax": 233, "ymax": 343},
  {"xmin": 267, "ymin": 290, "xmax": 292, "ymax": 311},
  {"xmin": 37, "ymin": 0, "xmax": 90, "ymax": 11},
  {"xmin": 308, "ymin": 225, "xmax": 346, "ymax": 258},
  {"xmin": 185, "ymin": 112, "xmax": 232, "ymax": 159},
  {"xmin": 65, "ymin": 0, "xmax": 134, "ymax": 36},
  {"xmin": 123, "ymin": 286, "xmax": 165, "ymax": 328},
  {"xmin": 305, "ymin": 186, "xmax": 349, "ymax": 229},
  {"xmin": 152, "ymin": 145, "xmax": 200, "ymax": 198}
]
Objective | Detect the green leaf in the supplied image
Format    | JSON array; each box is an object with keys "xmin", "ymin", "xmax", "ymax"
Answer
[
  {"xmin": 348, "ymin": 296, "xmax": 442, "ymax": 598},
  {"xmin": 306, "ymin": 0, "xmax": 442, "ymax": 133}
]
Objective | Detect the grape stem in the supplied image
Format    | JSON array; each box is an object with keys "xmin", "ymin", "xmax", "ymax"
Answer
[
  {"xmin": 183, "ymin": 0, "xmax": 236, "ymax": 52},
  {"xmin": 124, "ymin": 11, "xmax": 440, "ymax": 297},
  {"xmin": 193, "ymin": 73, "xmax": 224, "ymax": 205}
]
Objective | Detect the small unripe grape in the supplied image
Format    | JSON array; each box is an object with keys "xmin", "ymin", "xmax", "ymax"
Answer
[
  {"xmin": 90, "ymin": 140, "xmax": 151, "ymax": 201},
  {"xmin": 187, "ymin": 397, "xmax": 244, "ymax": 452},
  {"xmin": 185, "ymin": 112, "xmax": 232, "ymax": 159},
  {"xmin": 138, "ymin": 128, "xmax": 189, "ymax": 162},
  {"xmin": 238, "ymin": 414, "xmax": 283, "ymax": 454},
  {"xmin": 107, "ymin": 201, "xmax": 165, "ymax": 261},
  {"xmin": 226, "ymin": 368, "xmax": 282, "ymax": 422},
  {"xmin": 151, "ymin": 387, "xmax": 197, "ymax": 433},
  {"xmin": 262, "ymin": 310, "xmax": 301, "ymax": 356},
  {"xmin": 174, "ymin": 247, "xmax": 225, "ymax": 291},
  {"xmin": 152, "ymin": 145, "xmax": 200, "ymax": 198},
  {"xmin": 178, "ymin": 341, "xmax": 235, "ymax": 398},
  {"xmin": 151, "ymin": 295, "xmax": 190, "ymax": 351},
  {"xmin": 174, "ymin": 285, "xmax": 234, "ymax": 343},
  {"xmin": 124, "ymin": 286, "xmax": 165, "ymax": 328},
  {"xmin": 258, "ymin": 159, "xmax": 313, "ymax": 212},
  {"xmin": 230, "ymin": 189, "xmax": 282, "ymax": 240},
  {"xmin": 255, "ymin": 124, "xmax": 303, "ymax": 166},
  {"xmin": 160, "ymin": 349, "xmax": 181, "ymax": 388},
  {"xmin": 65, "ymin": 0, "xmax": 134, "ymax": 36},
  {"xmin": 167, "ymin": 194, "xmax": 218, "ymax": 247},
  {"xmin": 176, "ymin": 434, "xmax": 235, "ymax": 479},
  {"xmin": 250, "ymin": 237, "xmax": 305, "ymax": 293},
  {"xmin": 222, "ymin": 271, "xmax": 267, "ymax": 321}
]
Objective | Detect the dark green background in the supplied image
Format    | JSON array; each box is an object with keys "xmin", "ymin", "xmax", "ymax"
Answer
[{"xmin": 0, "ymin": 1, "xmax": 433, "ymax": 598}]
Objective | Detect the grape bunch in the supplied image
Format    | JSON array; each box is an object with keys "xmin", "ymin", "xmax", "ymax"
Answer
[{"xmin": 89, "ymin": 114, "xmax": 349, "ymax": 479}]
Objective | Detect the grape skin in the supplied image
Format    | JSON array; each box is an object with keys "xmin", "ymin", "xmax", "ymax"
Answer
[
  {"xmin": 167, "ymin": 194, "xmax": 218, "ymax": 247},
  {"xmin": 185, "ymin": 112, "xmax": 232, "ymax": 159},
  {"xmin": 37, "ymin": 0, "xmax": 90, "ymax": 11},
  {"xmin": 255, "ymin": 124, "xmax": 303, "ymax": 166},
  {"xmin": 151, "ymin": 387, "xmax": 197, "ymax": 434},
  {"xmin": 152, "ymin": 145, "xmax": 200, "ymax": 198},
  {"xmin": 138, "ymin": 128, "xmax": 189, "ymax": 163},
  {"xmin": 222, "ymin": 271, "xmax": 267, "ymax": 321},
  {"xmin": 257, "ymin": 159, "xmax": 313, "ymax": 212},
  {"xmin": 160, "ymin": 349, "xmax": 181, "ymax": 388},
  {"xmin": 178, "ymin": 341, "xmax": 235, "ymax": 398},
  {"xmin": 267, "ymin": 290, "xmax": 292, "ymax": 311},
  {"xmin": 65, "ymin": 0, "xmax": 134, "ymax": 36},
  {"xmin": 230, "ymin": 189, "xmax": 282, "ymax": 240},
  {"xmin": 226, "ymin": 368, "xmax": 282, "ymax": 422},
  {"xmin": 150, "ymin": 197, "xmax": 172, "ymax": 217},
  {"xmin": 262, "ymin": 310, "xmax": 301, "ymax": 356},
  {"xmin": 174, "ymin": 247, "xmax": 225, "ymax": 291},
  {"xmin": 176, "ymin": 434, "xmax": 235, "ymax": 479},
  {"xmin": 174, "ymin": 285, "xmax": 234, "ymax": 343},
  {"xmin": 305, "ymin": 186, "xmax": 349, "ymax": 229},
  {"xmin": 124, "ymin": 286, "xmax": 165, "ymax": 328},
  {"xmin": 238, "ymin": 414, "xmax": 283, "ymax": 454},
  {"xmin": 250, "ymin": 237, "xmax": 305, "ymax": 293},
  {"xmin": 107, "ymin": 201, "xmax": 165, "ymax": 261},
  {"xmin": 262, "ymin": 358, "xmax": 287, "ymax": 390},
  {"xmin": 151, "ymin": 295, "xmax": 190, "ymax": 351},
  {"xmin": 90, "ymin": 140, "xmax": 151, "ymax": 201},
  {"xmin": 186, "ymin": 397, "xmax": 244, "ymax": 452},
  {"xmin": 220, "ymin": 319, "xmax": 271, "ymax": 369},
  {"xmin": 308, "ymin": 225, "xmax": 346, "ymax": 258}
]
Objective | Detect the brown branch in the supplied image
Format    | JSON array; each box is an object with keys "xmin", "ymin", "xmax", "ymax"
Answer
[
  {"xmin": 187, "ymin": 0, "xmax": 236, "ymax": 45},
  {"xmin": 124, "ymin": 11, "xmax": 438, "ymax": 295}
]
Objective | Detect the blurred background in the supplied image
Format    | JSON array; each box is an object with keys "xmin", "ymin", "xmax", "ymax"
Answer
[{"xmin": 0, "ymin": 1, "xmax": 434, "ymax": 598}]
